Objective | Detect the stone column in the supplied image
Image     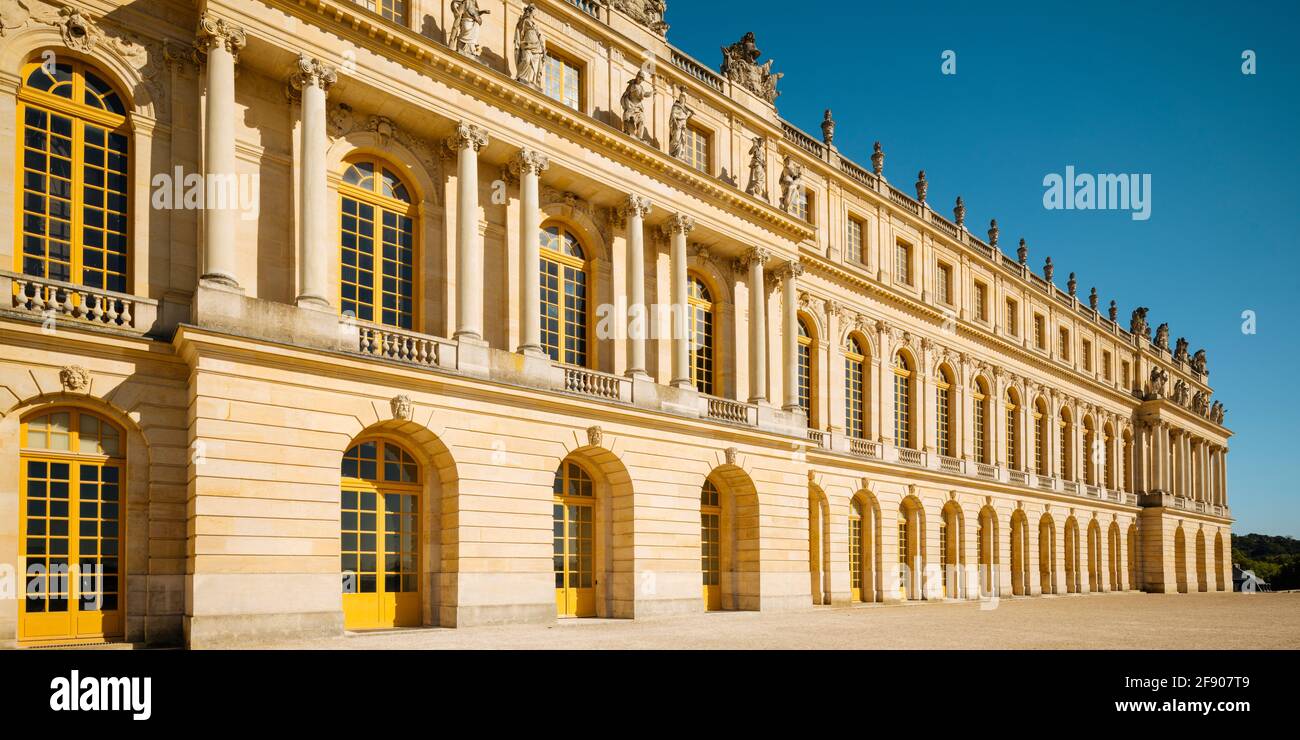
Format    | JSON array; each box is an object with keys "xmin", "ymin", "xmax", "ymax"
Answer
[
  {"xmin": 826, "ymin": 304, "xmax": 845, "ymax": 434},
  {"xmin": 779, "ymin": 261, "xmax": 804, "ymax": 413},
  {"xmin": 289, "ymin": 55, "xmax": 337, "ymax": 309},
  {"xmin": 664, "ymin": 214, "xmax": 695, "ymax": 389},
  {"xmin": 621, "ymin": 195, "xmax": 652, "ymax": 378},
  {"xmin": 510, "ymin": 149, "xmax": 550, "ymax": 356},
  {"xmin": 196, "ymin": 14, "xmax": 247, "ymax": 288},
  {"xmin": 742, "ymin": 247, "xmax": 771, "ymax": 403},
  {"xmin": 447, "ymin": 122, "xmax": 490, "ymax": 341}
]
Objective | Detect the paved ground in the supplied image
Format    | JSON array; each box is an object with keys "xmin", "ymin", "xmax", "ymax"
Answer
[{"xmin": 269, "ymin": 591, "xmax": 1300, "ymax": 650}]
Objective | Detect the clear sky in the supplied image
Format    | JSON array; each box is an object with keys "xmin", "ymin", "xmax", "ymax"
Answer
[{"xmin": 667, "ymin": 0, "xmax": 1300, "ymax": 537}]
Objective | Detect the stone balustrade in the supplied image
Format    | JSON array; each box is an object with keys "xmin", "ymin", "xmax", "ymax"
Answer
[{"xmin": 4, "ymin": 271, "xmax": 157, "ymax": 334}]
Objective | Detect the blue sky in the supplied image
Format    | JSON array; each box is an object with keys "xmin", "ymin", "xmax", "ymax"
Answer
[{"xmin": 669, "ymin": 0, "xmax": 1300, "ymax": 537}]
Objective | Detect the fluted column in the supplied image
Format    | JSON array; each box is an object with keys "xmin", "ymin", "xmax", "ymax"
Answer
[
  {"xmin": 742, "ymin": 247, "xmax": 771, "ymax": 403},
  {"xmin": 621, "ymin": 195, "xmax": 652, "ymax": 378},
  {"xmin": 665, "ymin": 214, "xmax": 694, "ymax": 389},
  {"xmin": 510, "ymin": 149, "xmax": 550, "ymax": 356},
  {"xmin": 447, "ymin": 122, "xmax": 490, "ymax": 341},
  {"xmin": 289, "ymin": 55, "xmax": 337, "ymax": 308},
  {"xmin": 196, "ymin": 14, "xmax": 246, "ymax": 288},
  {"xmin": 779, "ymin": 260, "xmax": 804, "ymax": 413}
]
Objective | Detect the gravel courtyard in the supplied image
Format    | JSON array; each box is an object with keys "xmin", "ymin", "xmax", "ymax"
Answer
[{"xmin": 269, "ymin": 592, "xmax": 1300, "ymax": 650}]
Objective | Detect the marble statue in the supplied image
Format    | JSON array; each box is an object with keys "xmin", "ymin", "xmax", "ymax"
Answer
[
  {"xmin": 448, "ymin": 0, "xmax": 489, "ymax": 58},
  {"xmin": 1130, "ymin": 307, "xmax": 1150, "ymax": 339},
  {"xmin": 1155, "ymin": 323, "xmax": 1170, "ymax": 350},
  {"xmin": 721, "ymin": 32, "xmax": 783, "ymax": 104},
  {"xmin": 620, "ymin": 67, "xmax": 654, "ymax": 141},
  {"xmin": 1191, "ymin": 349, "xmax": 1207, "ymax": 375},
  {"xmin": 513, "ymin": 4, "xmax": 546, "ymax": 89},
  {"xmin": 1174, "ymin": 337, "xmax": 1189, "ymax": 363},
  {"xmin": 746, "ymin": 136, "xmax": 768, "ymax": 201},
  {"xmin": 779, "ymin": 155, "xmax": 805, "ymax": 215},
  {"xmin": 668, "ymin": 87, "xmax": 693, "ymax": 159}
]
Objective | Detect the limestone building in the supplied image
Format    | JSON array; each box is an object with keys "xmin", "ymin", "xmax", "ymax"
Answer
[{"xmin": 0, "ymin": 0, "xmax": 1234, "ymax": 648}]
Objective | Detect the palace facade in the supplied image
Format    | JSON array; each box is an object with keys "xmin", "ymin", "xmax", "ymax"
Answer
[{"xmin": 0, "ymin": 0, "xmax": 1233, "ymax": 648}]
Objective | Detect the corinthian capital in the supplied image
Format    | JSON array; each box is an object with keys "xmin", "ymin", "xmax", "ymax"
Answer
[
  {"xmin": 776, "ymin": 260, "xmax": 805, "ymax": 281},
  {"xmin": 288, "ymin": 54, "xmax": 338, "ymax": 94},
  {"xmin": 196, "ymin": 13, "xmax": 247, "ymax": 58},
  {"xmin": 740, "ymin": 246, "xmax": 773, "ymax": 270},
  {"xmin": 509, "ymin": 148, "xmax": 550, "ymax": 177},
  {"xmin": 446, "ymin": 122, "xmax": 490, "ymax": 153},
  {"xmin": 662, "ymin": 213, "xmax": 695, "ymax": 237},
  {"xmin": 619, "ymin": 194, "xmax": 653, "ymax": 221}
]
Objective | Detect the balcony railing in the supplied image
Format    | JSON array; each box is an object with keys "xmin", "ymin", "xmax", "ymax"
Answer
[
  {"xmin": 847, "ymin": 437, "xmax": 882, "ymax": 460},
  {"xmin": 355, "ymin": 322, "xmax": 456, "ymax": 369},
  {"xmin": 562, "ymin": 0, "xmax": 604, "ymax": 20},
  {"xmin": 929, "ymin": 211, "xmax": 959, "ymax": 238},
  {"xmin": 1007, "ymin": 469, "xmax": 1029, "ymax": 486},
  {"xmin": 1084, "ymin": 484, "xmax": 1102, "ymax": 499},
  {"xmin": 938, "ymin": 455, "xmax": 963, "ymax": 474},
  {"xmin": 702, "ymin": 395, "xmax": 758, "ymax": 426},
  {"xmin": 975, "ymin": 462, "xmax": 998, "ymax": 480},
  {"xmin": 6, "ymin": 272, "xmax": 155, "ymax": 333},
  {"xmin": 561, "ymin": 365, "xmax": 631, "ymax": 403},
  {"xmin": 1173, "ymin": 496, "xmax": 1188, "ymax": 510},
  {"xmin": 781, "ymin": 120, "xmax": 826, "ymax": 159},
  {"xmin": 1195, "ymin": 500, "xmax": 1207, "ymax": 513},
  {"xmin": 888, "ymin": 185, "xmax": 921, "ymax": 215},
  {"xmin": 838, "ymin": 158, "xmax": 878, "ymax": 189},
  {"xmin": 1036, "ymin": 475, "xmax": 1057, "ymax": 491},
  {"xmin": 807, "ymin": 428, "xmax": 828, "ymax": 448},
  {"xmin": 670, "ymin": 48, "xmax": 725, "ymax": 93},
  {"xmin": 898, "ymin": 447, "xmax": 925, "ymax": 467}
]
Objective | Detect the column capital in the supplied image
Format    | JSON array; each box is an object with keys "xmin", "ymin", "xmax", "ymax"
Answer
[
  {"xmin": 740, "ymin": 246, "xmax": 773, "ymax": 270},
  {"xmin": 619, "ymin": 194, "xmax": 653, "ymax": 221},
  {"xmin": 195, "ymin": 12, "xmax": 247, "ymax": 59},
  {"xmin": 776, "ymin": 259, "xmax": 804, "ymax": 282},
  {"xmin": 509, "ymin": 148, "xmax": 550, "ymax": 177},
  {"xmin": 662, "ymin": 213, "xmax": 695, "ymax": 237},
  {"xmin": 287, "ymin": 54, "xmax": 338, "ymax": 97},
  {"xmin": 446, "ymin": 122, "xmax": 489, "ymax": 153}
]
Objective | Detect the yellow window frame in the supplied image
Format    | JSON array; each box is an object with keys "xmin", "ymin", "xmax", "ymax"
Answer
[
  {"xmin": 540, "ymin": 223, "xmax": 592, "ymax": 368},
  {"xmin": 338, "ymin": 157, "xmax": 420, "ymax": 330}
]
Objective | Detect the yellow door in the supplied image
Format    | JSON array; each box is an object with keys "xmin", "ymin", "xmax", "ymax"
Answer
[
  {"xmin": 554, "ymin": 462, "xmax": 595, "ymax": 617},
  {"xmin": 849, "ymin": 500, "xmax": 863, "ymax": 602},
  {"xmin": 898, "ymin": 516, "xmax": 909, "ymax": 599},
  {"xmin": 341, "ymin": 441, "xmax": 420, "ymax": 630},
  {"xmin": 20, "ymin": 411, "xmax": 124, "ymax": 645},
  {"xmin": 701, "ymin": 480, "xmax": 721, "ymax": 610}
]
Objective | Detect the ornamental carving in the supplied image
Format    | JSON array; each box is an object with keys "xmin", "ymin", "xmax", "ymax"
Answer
[
  {"xmin": 609, "ymin": 0, "xmax": 669, "ymax": 36},
  {"xmin": 667, "ymin": 86, "xmax": 694, "ymax": 159},
  {"xmin": 513, "ymin": 3, "xmax": 546, "ymax": 89},
  {"xmin": 447, "ymin": 0, "xmax": 489, "ymax": 59},
  {"xmin": 620, "ymin": 66, "xmax": 654, "ymax": 142},
  {"xmin": 586, "ymin": 425, "xmax": 603, "ymax": 448},
  {"xmin": 286, "ymin": 54, "xmax": 337, "ymax": 100},
  {"xmin": 1145, "ymin": 365, "xmax": 1168, "ymax": 400},
  {"xmin": 1130, "ymin": 307, "xmax": 1151, "ymax": 339},
  {"xmin": 724, "ymin": 446, "xmax": 738, "ymax": 466},
  {"xmin": 778, "ymin": 155, "xmax": 805, "ymax": 215},
  {"xmin": 390, "ymin": 395, "xmax": 413, "ymax": 421},
  {"xmin": 1173, "ymin": 337, "xmax": 1189, "ymax": 363},
  {"xmin": 1154, "ymin": 323, "xmax": 1170, "ymax": 351},
  {"xmin": 509, "ymin": 149, "xmax": 550, "ymax": 178},
  {"xmin": 721, "ymin": 32, "xmax": 783, "ymax": 104},
  {"xmin": 327, "ymin": 104, "xmax": 442, "ymax": 201},
  {"xmin": 196, "ymin": 11, "xmax": 246, "ymax": 58},
  {"xmin": 1190, "ymin": 349, "xmax": 1207, "ymax": 375},
  {"xmin": 446, "ymin": 121, "xmax": 489, "ymax": 153},
  {"xmin": 745, "ymin": 136, "xmax": 768, "ymax": 201},
  {"xmin": 59, "ymin": 365, "xmax": 90, "ymax": 393},
  {"xmin": 57, "ymin": 6, "xmax": 100, "ymax": 51}
]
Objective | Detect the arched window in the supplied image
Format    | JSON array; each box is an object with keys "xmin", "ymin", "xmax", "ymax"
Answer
[
  {"xmin": 797, "ymin": 317, "xmax": 814, "ymax": 423},
  {"xmin": 935, "ymin": 366, "xmax": 953, "ymax": 457},
  {"xmin": 1034, "ymin": 398, "xmax": 1049, "ymax": 476},
  {"xmin": 18, "ymin": 59, "xmax": 129, "ymax": 292},
  {"xmin": 973, "ymin": 378, "xmax": 990, "ymax": 464},
  {"xmin": 540, "ymin": 224, "xmax": 590, "ymax": 366},
  {"xmin": 340, "ymin": 158, "xmax": 416, "ymax": 329},
  {"xmin": 687, "ymin": 274, "xmax": 715, "ymax": 395},
  {"xmin": 1059, "ymin": 408, "xmax": 1074, "ymax": 481},
  {"xmin": 844, "ymin": 335, "xmax": 867, "ymax": 439},
  {"xmin": 893, "ymin": 353, "xmax": 913, "ymax": 449},
  {"xmin": 341, "ymin": 439, "xmax": 420, "ymax": 630},
  {"xmin": 1005, "ymin": 388, "xmax": 1020, "ymax": 470},
  {"xmin": 20, "ymin": 409, "xmax": 125, "ymax": 643}
]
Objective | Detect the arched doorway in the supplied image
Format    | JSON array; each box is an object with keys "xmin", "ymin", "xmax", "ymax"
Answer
[
  {"xmin": 1064, "ymin": 517, "xmax": 1081, "ymax": 594},
  {"xmin": 554, "ymin": 459, "xmax": 597, "ymax": 617},
  {"xmin": 1010, "ymin": 510, "xmax": 1030, "ymax": 596},
  {"xmin": 1038, "ymin": 513, "xmax": 1057, "ymax": 594},
  {"xmin": 341, "ymin": 438, "xmax": 422, "ymax": 630},
  {"xmin": 1214, "ymin": 532, "xmax": 1226, "ymax": 592},
  {"xmin": 703, "ymin": 466, "xmax": 761, "ymax": 611},
  {"xmin": 977, "ymin": 506, "xmax": 998, "ymax": 596},
  {"xmin": 851, "ymin": 492, "xmax": 881, "ymax": 603},
  {"xmin": 1087, "ymin": 520, "xmax": 1102, "ymax": 592},
  {"xmin": 1108, "ymin": 522, "xmax": 1123, "ymax": 591},
  {"xmin": 940, "ymin": 502, "xmax": 962, "ymax": 599},
  {"xmin": 898, "ymin": 497, "xmax": 923, "ymax": 600},
  {"xmin": 1127, "ymin": 523, "xmax": 1140, "ymax": 591},
  {"xmin": 1174, "ymin": 526, "xmax": 1188, "ymax": 594},
  {"xmin": 1195, "ymin": 529, "xmax": 1208, "ymax": 593},
  {"xmin": 19, "ymin": 409, "xmax": 126, "ymax": 644}
]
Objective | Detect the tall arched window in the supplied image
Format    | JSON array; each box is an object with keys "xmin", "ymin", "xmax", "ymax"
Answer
[
  {"xmin": 893, "ymin": 353, "xmax": 913, "ymax": 449},
  {"xmin": 849, "ymin": 498, "xmax": 863, "ymax": 601},
  {"xmin": 973, "ymin": 377, "xmax": 990, "ymax": 464},
  {"xmin": 687, "ymin": 274, "xmax": 715, "ymax": 395},
  {"xmin": 701, "ymin": 480, "xmax": 721, "ymax": 610},
  {"xmin": 1083, "ymin": 417, "xmax": 1096, "ymax": 485},
  {"xmin": 1059, "ymin": 408, "xmax": 1074, "ymax": 481},
  {"xmin": 341, "ymin": 439, "xmax": 420, "ymax": 630},
  {"xmin": 844, "ymin": 335, "xmax": 867, "ymax": 439},
  {"xmin": 935, "ymin": 366, "xmax": 953, "ymax": 457},
  {"xmin": 18, "ymin": 59, "xmax": 129, "ymax": 292},
  {"xmin": 540, "ymin": 224, "xmax": 590, "ymax": 366},
  {"xmin": 340, "ymin": 159, "xmax": 416, "ymax": 329},
  {"xmin": 1005, "ymin": 388, "xmax": 1020, "ymax": 470},
  {"xmin": 554, "ymin": 461, "xmax": 595, "ymax": 617},
  {"xmin": 1034, "ymin": 398, "xmax": 1049, "ymax": 476},
  {"xmin": 797, "ymin": 317, "xmax": 814, "ymax": 423},
  {"xmin": 20, "ymin": 409, "xmax": 125, "ymax": 644}
]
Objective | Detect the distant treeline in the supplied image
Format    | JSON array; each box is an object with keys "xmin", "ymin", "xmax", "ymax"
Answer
[{"xmin": 1233, "ymin": 534, "xmax": 1300, "ymax": 590}]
